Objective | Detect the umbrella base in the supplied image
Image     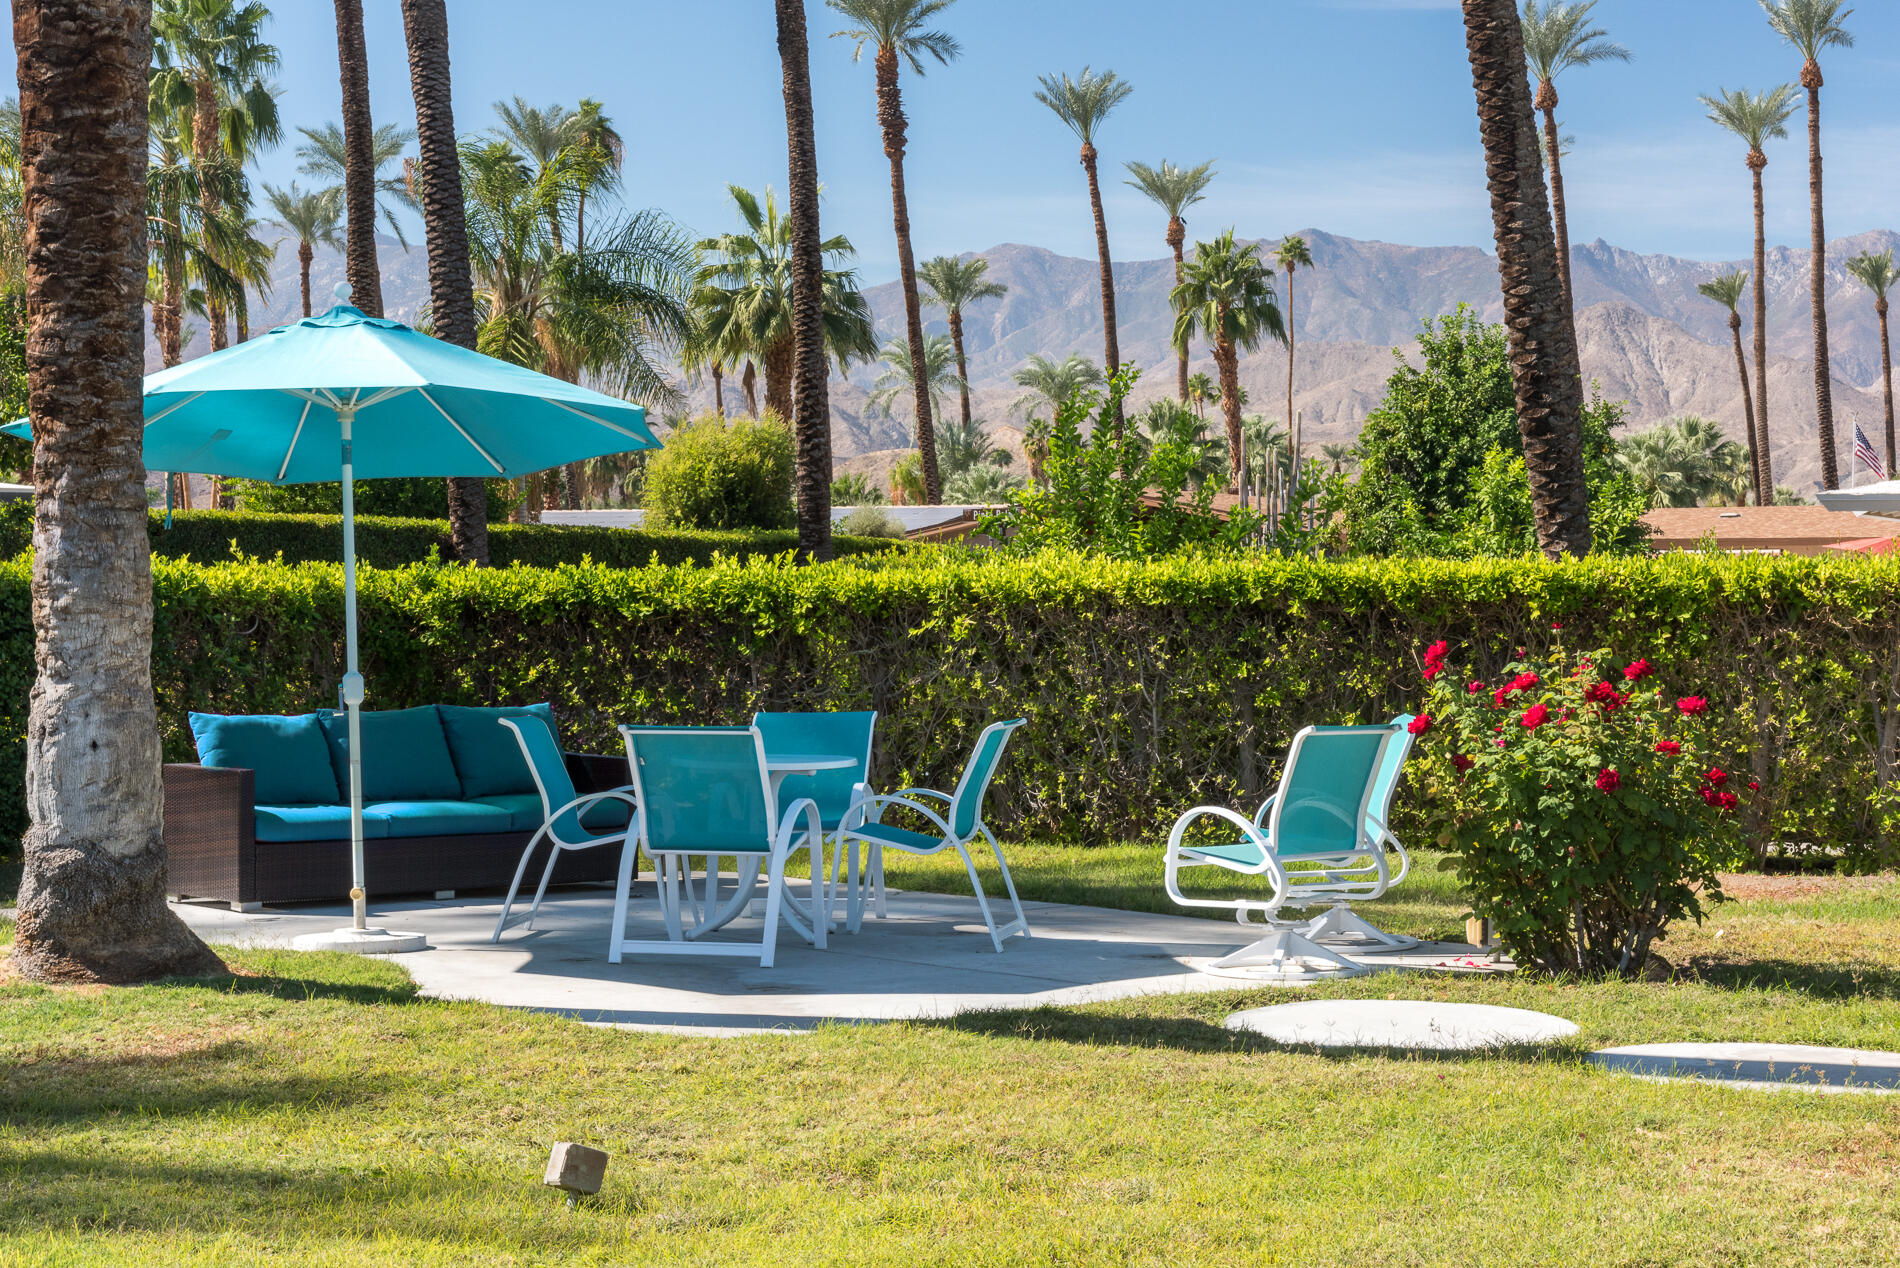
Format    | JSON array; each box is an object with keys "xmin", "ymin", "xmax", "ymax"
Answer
[{"xmin": 290, "ymin": 926, "xmax": 428, "ymax": 955}]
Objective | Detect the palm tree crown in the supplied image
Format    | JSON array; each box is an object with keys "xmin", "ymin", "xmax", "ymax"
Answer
[
  {"xmin": 918, "ymin": 254, "xmax": 1005, "ymax": 315},
  {"xmin": 1521, "ymin": 1, "xmax": 1630, "ymax": 93},
  {"xmin": 1171, "ymin": 231, "xmax": 1286, "ymax": 360},
  {"xmin": 1760, "ymin": 0, "xmax": 1854, "ymax": 72},
  {"xmin": 867, "ymin": 333, "xmax": 963, "ymax": 421},
  {"xmin": 150, "ymin": 0, "xmax": 282, "ymax": 160},
  {"xmin": 1010, "ymin": 353, "xmax": 1103, "ymax": 419},
  {"xmin": 296, "ymin": 121, "xmax": 418, "ymax": 248},
  {"xmin": 1123, "ymin": 159, "xmax": 1215, "ymax": 227},
  {"xmin": 1034, "ymin": 66, "xmax": 1132, "ymax": 148},
  {"xmin": 1697, "ymin": 270, "xmax": 1749, "ymax": 314},
  {"xmin": 262, "ymin": 181, "xmax": 340, "ymax": 249},
  {"xmin": 1701, "ymin": 85, "xmax": 1799, "ymax": 156},
  {"xmin": 827, "ymin": 0, "xmax": 960, "ymax": 70}
]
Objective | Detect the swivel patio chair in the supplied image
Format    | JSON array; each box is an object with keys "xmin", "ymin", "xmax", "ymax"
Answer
[
  {"xmin": 751, "ymin": 709, "xmax": 877, "ymax": 926},
  {"xmin": 490, "ymin": 715, "xmax": 639, "ymax": 943},
  {"xmin": 1163, "ymin": 722, "xmax": 1404, "ymax": 981},
  {"xmin": 612, "ymin": 726, "xmax": 826, "ymax": 968},
  {"xmin": 838, "ymin": 718, "xmax": 1029, "ymax": 952}
]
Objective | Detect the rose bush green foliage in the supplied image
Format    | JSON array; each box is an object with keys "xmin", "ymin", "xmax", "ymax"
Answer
[
  {"xmin": 229, "ymin": 476, "xmax": 518, "ymax": 521},
  {"xmin": 1414, "ymin": 638, "xmax": 1749, "ymax": 976},
  {"xmin": 0, "ymin": 295, "xmax": 27, "ymax": 482},
  {"xmin": 1345, "ymin": 306, "xmax": 1649, "ymax": 556},
  {"xmin": 979, "ymin": 367, "xmax": 1267, "ymax": 558},
  {"xmin": 643, "ymin": 410, "xmax": 794, "ymax": 531}
]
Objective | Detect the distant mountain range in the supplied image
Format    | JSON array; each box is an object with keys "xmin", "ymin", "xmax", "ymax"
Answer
[{"xmin": 178, "ymin": 226, "xmax": 1900, "ymax": 493}]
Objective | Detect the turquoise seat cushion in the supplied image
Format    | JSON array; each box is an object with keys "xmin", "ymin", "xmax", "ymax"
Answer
[
  {"xmin": 254, "ymin": 803, "xmax": 392, "ymax": 843},
  {"xmin": 853, "ymin": 821, "xmax": 945, "ymax": 853},
  {"xmin": 189, "ymin": 712, "xmax": 341, "ymax": 805},
  {"xmin": 580, "ymin": 797, "xmax": 632, "ymax": 832},
  {"xmin": 473, "ymin": 792, "xmax": 630, "ymax": 834},
  {"xmin": 438, "ymin": 703, "xmax": 558, "ymax": 799},
  {"xmin": 317, "ymin": 706, "xmax": 461, "ymax": 804},
  {"xmin": 365, "ymin": 799, "xmax": 517, "ymax": 838}
]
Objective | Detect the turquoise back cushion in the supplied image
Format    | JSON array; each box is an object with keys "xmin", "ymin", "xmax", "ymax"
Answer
[
  {"xmin": 189, "ymin": 712, "xmax": 341, "ymax": 805},
  {"xmin": 317, "ymin": 706, "xmax": 462, "ymax": 804},
  {"xmin": 439, "ymin": 703, "xmax": 558, "ymax": 798}
]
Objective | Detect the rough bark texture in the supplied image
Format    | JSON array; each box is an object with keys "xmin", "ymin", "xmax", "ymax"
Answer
[
  {"xmin": 1880, "ymin": 297, "xmax": 1896, "ymax": 477},
  {"xmin": 400, "ymin": 0, "xmax": 488, "ymax": 565},
  {"xmin": 874, "ymin": 46, "xmax": 939, "ymax": 503},
  {"xmin": 1167, "ymin": 217, "xmax": 1187, "ymax": 401},
  {"xmin": 1750, "ymin": 156, "xmax": 1775, "ymax": 503},
  {"xmin": 1728, "ymin": 310, "xmax": 1760, "ymax": 501},
  {"xmin": 1285, "ymin": 263, "xmax": 1299, "ymax": 477},
  {"xmin": 1536, "ymin": 85, "xmax": 1574, "ymax": 317},
  {"xmin": 1081, "ymin": 141, "xmax": 1121, "ymax": 435},
  {"xmin": 763, "ymin": 336, "xmax": 794, "ymax": 423},
  {"xmin": 1804, "ymin": 66, "xmax": 1838, "ymax": 490},
  {"xmin": 948, "ymin": 306, "xmax": 972, "ymax": 430},
  {"xmin": 298, "ymin": 238, "xmax": 313, "ymax": 317},
  {"xmin": 154, "ymin": 223, "xmax": 182, "ymax": 366},
  {"xmin": 711, "ymin": 362, "xmax": 724, "ymax": 416},
  {"xmin": 776, "ymin": 0, "xmax": 832, "ymax": 561},
  {"xmin": 1215, "ymin": 332, "xmax": 1243, "ymax": 480},
  {"xmin": 1462, "ymin": 0, "xmax": 1591, "ymax": 558},
  {"xmin": 13, "ymin": 0, "xmax": 222, "ymax": 984},
  {"xmin": 742, "ymin": 359, "xmax": 758, "ymax": 416},
  {"xmin": 333, "ymin": 0, "xmax": 384, "ymax": 317}
]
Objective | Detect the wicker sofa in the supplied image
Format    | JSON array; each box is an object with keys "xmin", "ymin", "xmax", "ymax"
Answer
[{"xmin": 165, "ymin": 703, "xmax": 632, "ymax": 911}]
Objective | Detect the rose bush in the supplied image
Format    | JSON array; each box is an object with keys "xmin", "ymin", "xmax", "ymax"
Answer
[{"xmin": 1417, "ymin": 638, "xmax": 1749, "ymax": 977}]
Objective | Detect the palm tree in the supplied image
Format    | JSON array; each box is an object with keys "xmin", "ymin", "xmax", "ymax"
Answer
[
  {"xmin": 1185, "ymin": 371, "xmax": 1218, "ymax": 418},
  {"xmin": 329, "ymin": 0, "xmax": 384, "ymax": 314},
  {"xmin": 400, "ymin": 0, "xmax": 487, "ymax": 564},
  {"xmin": 1846, "ymin": 248, "xmax": 1899, "ymax": 476},
  {"xmin": 151, "ymin": 0, "xmax": 282, "ymax": 352},
  {"xmin": 1171, "ymin": 231, "xmax": 1285, "ymax": 482},
  {"xmin": 1320, "ymin": 441, "xmax": 1357, "ymax": 474},
  {"xmin": 1703, "ymin": 84, "xmax": 1798, "ymax": 506},
  {"xmin": 565, "ymin": 100, "xmax": 624, "ymax": 254},
  {"xmin": 1010, "ymin": 352, "xmax": 1102, "ymax": 421},
  {"xmin": 1131, "ymin": 398, "xmax": 1227, "ymax": 488},
  {"xmin": 934, "ymin": 413, "xmax": 1007, "ymax": 478},
  {"xmin": 1762, "ymin": 0, "xmax": 1854, "ymax": 490},
  {"xmin": 1035, "ymin": 67, "xmax": 1133, "ymax": 432},
  {"xmin": 13, "ymin": 0, "xmax": 222, "ymax": 984},
  {"xmin": 918, "ymin": 253, "xmax": 1005, "ymax": 434},
  {"xmin": 691, "ymin": 185, "xmax": 878, "ymax": 421},
  {"xmin": 147, "ymin": 118, "xmax": 246, "ymax": 369},
  {"xmin": 486, "ymin": 97, "xmax": 624, "ymax": 256},
  {"xmin": 867, "ymin": 333, "xmax": 962, "ymax": 423},
  {"xmin": 263, "ymin": 182, "xmax": 341, "ymax": 318},
  {"xmin": 1273, "ymin": 235, "xmax": 1315, "ymax": 482},
  {"xmin": 1697, "ymin": 269, "xmax": 1762, "ymax": 500},
  {"xmin": 944, "ymin": 462, "xmax": 1021, "ymax": 505},
  {"xmin": 1520, "ymin": 0, "xmax": 1630, "ymax": 316},
  {"xmin": 297, "ymin": 123, "xmax": 418, "ymax": 242},
  {"xmin": 1463, "ymin": 0, "xmax": 1592, "ymax": 558},
  {"xmin": 778, "ymin": 0, "xmax": 837, "ymax": 550},
  {"xmin": 1123, "ymin": 159, "xmax": 1215, "ymax": 401},
  {"xmin": 828, "ymin": 0, "xmax": 961, "ymax": 504},
  {"xmin": 889, "ymin": 450, "xmax": 926, "ymax": 505},
  {"xmin": 1614, "ymin": 417, "xmax": 1752, "ymax": 508}
]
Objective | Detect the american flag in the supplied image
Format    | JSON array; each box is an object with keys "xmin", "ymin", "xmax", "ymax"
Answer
[{"xmin": 1853, "ymin": 424, "xmax": 1883, "ymax": 477}]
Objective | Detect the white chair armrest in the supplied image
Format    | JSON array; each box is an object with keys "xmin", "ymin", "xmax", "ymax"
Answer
[
  {"xmin": 1163, "ymin": 804, "xmax": 1289, "ymax": 913},
  {"xmin": 1251, "ymin": 792, "xmax": 1280, "ymax": 828},
  {"xmin": 892, "ymin": 786, "xmax": 953, "ymax": 803},
  {"xmin": 861, "ymin": 792, "xmax": 956, "ymax": 839},
  {"xmin": 776, "ymin": 796, "xmax": 824, "ymax": 851},
  {"xmin": 1365, "ymin": 815, "xmax": 1410, "ymax": 885},
  {"xmin": 544, "ymin": 789, "xmax": 639, "ymax": 847}
]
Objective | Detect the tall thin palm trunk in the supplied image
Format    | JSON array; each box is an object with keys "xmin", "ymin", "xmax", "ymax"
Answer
[
  {"xmin": 190, "ymin": 78, "xmax": 228, "ymax": 351},
  {"xmin": 1082, "ymin": 141, "xmax": 1121, "ymax": 435},
  {"xmin": 712, "ymin": 361, "xmax": 725, "ymax": 416},
  {"xmin": 1726, "ymin": 309, "xmax": 1760, "ymax": 501},
  {"xmin": 298, "ymin": 239, "xmax": 314, "ymax": 317},
  {"xmin": 1878, "ymin": 295, "xmax": 1896, "ymax": 477},
  {"xmin": 1461, "ymin": 0, "xmax": 1591, "ymax": 558},
  {"xmin": 873, "ymin": 48, "xmax": 939, "ymax": 503},
  {"xmin": 777, "ymin": 0, "xmax": 833, "ymax": 560},
  {"xmin": 13, "ymin": 0, "xmax": 222, "ymax": 984},
  {"xmin": 1536, "ymin": 89, "xmax": 1574, "ymax": 315},
  {"xmin": 1167, "ymin": 216, "xmax": 1187, "ymax": 400},
  {"xmin": 1802, "ymin": 70, "xmax": 1838, "ymax": 488},
  {"xmin": 1750, "ymin": 158, "xmax": 1775, "ymax": 503},
  {"xmin": 400, "ymin": 0, "xmax": 488, "ymax": 564},
  {"xmin": 1284, "ymin": 263, "xmax": 1298, "ymax": 480},
  {"xmin": 947, "ymin": 305, "xmax": 973, "ymax": 430},
  {"xmin": 333, "ymin": 0, "xmax": 384, "ymax": 317},
  {"xmin": 1215, "ymin": 333, "xmax": 1243, "ymax": 480}
]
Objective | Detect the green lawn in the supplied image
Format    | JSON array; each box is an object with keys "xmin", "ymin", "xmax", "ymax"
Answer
[{"xmin": 2, "ymin": 849, "xmax": 1898, "ymax": 1265}]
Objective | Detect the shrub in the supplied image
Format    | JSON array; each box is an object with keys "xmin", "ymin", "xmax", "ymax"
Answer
[
  {"xmin": 0, "ymin": 496, "xmax": 29, "ymax": 558},
  {"xmin": 837, "ymin": 506, "xmax": 904, "ymax": 539},
  {"xmin": 1414, "ymin": 639, "xmax": 1748, "ymax": 975},
  {"xmin": 230, "ymin": 476, "xmax": 518, "ymax": 520},
  {"xmin": 831, "ymin": 472, "xmax": 886, "ymax": 506},
  {"xmin": 644, "ymin": 410, "xmax": 793, "ymax": 530}
]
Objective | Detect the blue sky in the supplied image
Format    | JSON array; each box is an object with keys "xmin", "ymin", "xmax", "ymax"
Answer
[{"xmin": 14, "ymin": 0, "xmax": 1900, "ymax": 280}]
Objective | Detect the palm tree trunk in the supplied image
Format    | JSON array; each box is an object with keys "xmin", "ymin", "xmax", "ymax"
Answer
[
  {"xmin": 13, "ymin": 0, "xmax": 223, "ymax": 985},
  {"xmin": 743, "ymin": 360, "xmax": 759, "ymax": 416},
  {"xmin": 949, "ymin": 307, "xmax": 973, "ymax": 432},
  {"xmin": 872, "ymin": 48, "xmax": 940, "ymax": 503},
  {"xmin": 1728, "ymin": 312, "xmax": 1760, "ymax": 502},
  {"xmin": 333, "ymin": 0, "xmax": 385, "ymax": 318},
  {"xmin": 1805, "ymin": 70, "xmax": 1837, "ymax": 490},
  {"xmin": 401, "ymin": 0, "xmax": 488, "ymax": 564},
  {"xmin": 1879, "ymin": 298, "xmax": 1896, "ymax": 477},
  {"xmin": 712, "ymin": 361, "xmax": 725, "ymax": 417},
  {"xmin": 1167, "ymin": 219, "xmax": 1187, "ymax": 401},
  {"xmin": 1461, "ymin": 0, "xmax": 1591, "ymax": 559},
  {"xmin": 1536, "ymin": 88, "xmax": 1574, "ymax": 316},
  {"xmin": 776, "ymin": 0, "xmax": 832, "ymax": 560},
  {"xmin": 763, "ymin": 339, "xmax": 794, "ymax": 422},
  {"xmin": 1215, "ymin": 333, "xmax": 1243, "ymax": 481},
  {"xmin": 157, "ymin": 225, "xmax": 184, "ymax": 367},
  {"xmin": 1285, "ymin": 264, "xmax": 1298, "ymax": 486},
  {"xmin": 1080, "ymin": 141, "xmax": 1122, "ymax": 436},
  {"xmin": 191, "ymin": 77, "xmax": 228, "ymax": 352},
  {"xmin": 298, "ymin": 238, "xmax": 313, "ymax": 317},
  {"xmin": 1750, "ymin": 159, "xmax": 1775, "ymax": 503}
]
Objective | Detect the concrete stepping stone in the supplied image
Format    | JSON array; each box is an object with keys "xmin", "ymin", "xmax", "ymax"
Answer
[
  {"xmin": 1589, "ymin": 1043, "xmax": 1900, "ymax": 1094},
  {"xmin": 1225, "ymin": 999, "xmax": 1579, "ymax": 1050}
]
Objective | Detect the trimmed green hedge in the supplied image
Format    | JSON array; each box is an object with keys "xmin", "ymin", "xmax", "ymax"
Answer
[
  {"xmin": 142, "ymin": 510, "xmax": 908, "ymax": 569},
  {"xmin": 3, "ymin": 549, "xmax": 1897, "ymax": 869}
]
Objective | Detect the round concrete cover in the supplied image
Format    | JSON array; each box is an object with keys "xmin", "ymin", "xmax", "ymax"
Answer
[
  {"xmin": 290, "ymin": 926, "xmax": 427, "ymax": 955},
  {"xmin": 1589, "ymin": 1043, "xmax": 1900, "ymax": 1092},
  {"xmin": 1226, "ymin": 999, "xmax": 1580, "ymax": 1050}
]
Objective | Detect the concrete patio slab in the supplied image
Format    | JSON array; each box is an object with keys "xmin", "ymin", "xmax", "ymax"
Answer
[
  {"xmin": 169, "ymin": 882, "xmax": 1496, "ymax": 1035},
  {"xmin": 1225, "ymin": 999, "xmax": 1579, "ymax": 1050},
  {"xmin": 1589, "ymin": 1043, "xmax": 1900, "ymax": 1094}
]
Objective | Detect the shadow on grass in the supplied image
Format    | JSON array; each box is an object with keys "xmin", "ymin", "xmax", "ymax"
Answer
[
  {"xmin": 171, "ymin": 966, "xmax": 422, "ymax": 1008},
  {"xmin": 2, "ymin": 1041, "xmax": 374, "ymax": 1125},
  {"xmin": 1680, "ymin": 956, "xmax": 1900, "ymax": 1001}
]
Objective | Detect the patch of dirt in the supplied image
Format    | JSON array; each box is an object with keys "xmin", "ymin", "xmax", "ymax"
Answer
[{"xmin": 1713, "ymin": 873, "xmax": 1890, "ymax": 902}]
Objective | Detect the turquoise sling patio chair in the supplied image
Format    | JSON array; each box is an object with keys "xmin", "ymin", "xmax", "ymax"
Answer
[
  {"xmin": 612, "ymin": 726, "xmax": 826, "ymax": 968},
  {"xmin": 838, "ymin": 719, "xmax": 1029, "ymax": 952},
  {"xmin": 1164, "ymin": 722, "xmax": 1403, "ymax": 979},
  {"xmin": 490, "ymin": 715, "xmax": 640, "ymax": 943},
  {"xmin": 751, "ymin": 709, "xmax": 877, "ymax": 925}
]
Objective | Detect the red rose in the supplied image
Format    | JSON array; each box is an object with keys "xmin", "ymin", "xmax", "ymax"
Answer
[
  {"xmin": 1705, "ymin": 768, "xmax": 1728, "ymax": 787},
  {"xmin": 1717, "ymin": 790, "xmax": 1739, "ymax": 811},
  {"xmin": 1494, "ymin": 738, "xmax": 1507, "ymax": 748},
  {"xmin": 1424, "ymin": 640, "xmax": 1449, "ymax": 663},
  {"xmin": 1407, "ymin": 714, "xmax": 1433, "ymax": 736},
  {"xmin": 1677, "ymin": 696, "xmax": 1709, "ymax": 716},
  {"xmin": 1521, "ymin": 703, "xmax": 1550, "ymax": 729},
  {"xmin": 1512, "ymin": 672, "xmax": 1541, "ymax": 691},
  {"xmin": 1551, "ymin": 621, "xmax": 1565, "ymax": 630},
  {"xmin": 1700, "ymin": 786, "xmax": 1720, "ymax": 806},
  {"xmin": 1423, "ymin": 662, "xmax": 1444, "ymax": 681},
  {"xmin": 1654, "ymin": 740, "xmax": 1682, "ymax": 755},
  {"xmin": 1584, "ymin": 681, "xmax": 1614, "ymax": 703},
  {"xmin": 1467, "ymin": 681, "xmax": 1485, "ymax": 695},
  {"xmin": 1624, "ymin": 659, "xmax": 1652, "ymax": 681},
  {"xmin": 1452, "ymin": 754, "xmax": 1474, "ymax": 773},
  {"xmin": 1748, "ymin": 780, "xmax": 1760, "ymax": 791},
  {"xmin": 1595, "ymin": 768, "xmax": 1620, "ymax": 793}
]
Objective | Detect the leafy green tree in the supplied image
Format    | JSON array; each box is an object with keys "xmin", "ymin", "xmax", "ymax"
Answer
[
  {"xmin": 643, "ymin": 412, "xmax": 795, "ymax": 530},
  {"xmin": 1170, "ymin": 229, "xmax": 1285, "ymax": 480},
  {"xmin": 1452, "ymin": 447, "xmax": 1651, "ymax": 557},
  {"xmin": 917, "ymin": 253, "xmax": 1005, "ymax": 433},
  {"xmin": 1123, "ymin": 158, "xmax": 1214, "ymax": 400}
]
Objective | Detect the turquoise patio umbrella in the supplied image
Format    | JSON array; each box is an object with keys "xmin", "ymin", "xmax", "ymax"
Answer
[{"xmin": 6, "ymin": 284, "xmax": 659, "ymax": 945}]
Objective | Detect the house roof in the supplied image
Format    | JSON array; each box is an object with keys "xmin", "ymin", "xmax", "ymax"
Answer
[{"xmin": 1641, "ymin": 506, "xmax": 1900, "ymax": 555}]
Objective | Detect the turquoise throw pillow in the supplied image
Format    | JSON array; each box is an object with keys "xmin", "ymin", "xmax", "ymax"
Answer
[
  {"xmin": 188, "ymin": 712, "xmax": 341, "ymax": 805},
  {"xmin": 317, "ymin": 706, "xmax": 462, "ymax": 804},
  {"xmin": 438, "ymin": 703, "xmax": 559, "ymax": 799}
]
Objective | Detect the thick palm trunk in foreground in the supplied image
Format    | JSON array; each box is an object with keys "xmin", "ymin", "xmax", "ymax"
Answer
[
  {"xmin": 873, "ymin": 47, "xmax": 940, "ymax": 503},
  {"xmin": 400, "ymin": 0, "xmax": 488, "ymax": 564},
  {"xmin": 333, "ymin": 0, "xmax": 385, "ymax": 317},
  {"xmin": 1461, "ymin": 0, "xmax": 1591, "ymax": 558},
  {"xmin": 777, "ymin": 0, "xmax": 832, "ymax": 561},
  {"xmin": 13, "ymin": 0, "xmax": 222, "ymax": 984}
]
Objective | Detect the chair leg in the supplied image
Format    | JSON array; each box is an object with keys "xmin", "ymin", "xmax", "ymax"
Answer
[
  {"xmin": 980, "ymin": 825, "xmax": 1031, "ymax": 942},
  {"xmin": 658, "ymin": 855, "xmax": 685, "ymax": 943},
  {"xmin": 761, "ymin": 850, "xmax": 786, "ymax": 968},
  {"xmin": 524, "ymin": 842, "xmax": 563, "ymax": 931},
  {"xmin": 870, "ymin": 843, "xmax": 887, "ymax": 918},
  {"xmin": 607, "ymin": 839, "xmax": 639, "ymax": 964},
  {"xmin": 491, "ymin": 832, "xmax": 544, "ymax": 943},
  {"xmin": 951, "ymin": 841, "xmax": 1007, "ymax": 953},
  {"xmin": 808, "ymin": 838, "xmax": 827, "ymax": 951},
  {"xmin": 844, "ymin": 838, "xmax": 863, "ymax": 934}
]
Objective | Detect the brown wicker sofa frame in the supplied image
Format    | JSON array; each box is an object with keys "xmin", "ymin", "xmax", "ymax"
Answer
[{"xmin": 164, "ymin": 752, "xmax": 633, "ymax": 911}]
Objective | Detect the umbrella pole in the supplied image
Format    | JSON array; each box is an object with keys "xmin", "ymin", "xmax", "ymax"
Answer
[{"xmin": 340, "ymin": 408, "xmax": 367, "ymax": 931}]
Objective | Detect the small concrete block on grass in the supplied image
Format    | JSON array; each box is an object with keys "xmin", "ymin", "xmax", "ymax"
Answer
[{"xmin": 1226, "ymin": 999, "xmax": 1580, "ymax": 1050}]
